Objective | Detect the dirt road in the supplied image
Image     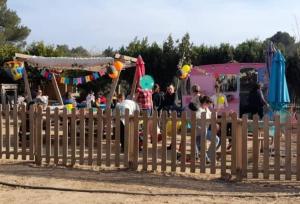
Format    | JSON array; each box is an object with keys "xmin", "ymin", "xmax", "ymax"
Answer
[{"xmin": 0, "ymin": 160, "xmax": 300, "ymax": 204}]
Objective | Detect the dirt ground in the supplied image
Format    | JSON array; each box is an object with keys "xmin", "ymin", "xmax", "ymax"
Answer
[{"xmin": 0, "ymin": 160, "xmax": 300, "ymax": 204}]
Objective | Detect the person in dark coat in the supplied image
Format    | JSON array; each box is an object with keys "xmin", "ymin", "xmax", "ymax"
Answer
[{"xmin": 248, "ymin": 83, "xmax": 269, "ymax": 119}]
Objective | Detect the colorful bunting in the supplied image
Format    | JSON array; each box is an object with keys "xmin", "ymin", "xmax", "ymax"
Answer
[{"xmin": 40, "ymin": 70, "xmax": 104, "ymax": 85}]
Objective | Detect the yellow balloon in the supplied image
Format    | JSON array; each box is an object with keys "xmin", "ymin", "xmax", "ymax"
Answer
[
  {"xmin": 66, "ymin": 104, "xmax": 73, "ymax": 111},
  {"xmin": 179, "ymin": 72, "xmax": 188, "ymax": 79},
  {"xmin": 217, "ymin": 96, "xmax": 225, "ymax": 104},
  {"xmin": 182, "ymin": 65, "xmax": 191, "ymax": 73},
  {"xmin": 166, "ymin": 120, "xmax": 182, "ymax": 137}
]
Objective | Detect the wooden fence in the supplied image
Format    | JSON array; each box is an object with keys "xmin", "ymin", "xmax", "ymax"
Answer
[{"xmin": 0, "ymin": 104, "xmax": 300, "ymax": 180}]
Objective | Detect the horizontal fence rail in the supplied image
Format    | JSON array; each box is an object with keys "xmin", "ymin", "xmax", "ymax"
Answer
[{"xmin": 0, "ymin": 104, "xmax": 299, "ymax": 181}]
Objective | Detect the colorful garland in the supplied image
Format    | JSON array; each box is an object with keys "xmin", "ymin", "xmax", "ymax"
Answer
[{"xmin": 40, "ymin": 70, "xmax": 106, "ymax": 85}]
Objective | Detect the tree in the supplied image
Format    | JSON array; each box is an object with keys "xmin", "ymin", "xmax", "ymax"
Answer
[
  {"xmin": 0, "ymin": 0, "xmax": 30, "ymax": 46},
  {"xmin": 178, "ymin": 33, "xmax": 192, "ymax": 65},
  {"xmin": 234, "ymin": 39, "xmax": 264, "ymax": 62}
]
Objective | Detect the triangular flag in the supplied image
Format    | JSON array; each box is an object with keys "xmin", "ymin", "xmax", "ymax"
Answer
[
  {"xmin": 93, "ymin": 72, "xmax": 99, "ymax": 79},
  {"xmin": 60, "ymin": 77, "xmax": 65, "ymax": 84},
  {"xmin": 85, "ymin": 75, "xmax": 90, "ymax": 82},
  {"xmin": 64, "ymin": 77, "xmax": 70, "ymax": 85},
  {"xmin": 73, "ymin": 78, "xmax": 77, "ymax": 85}
]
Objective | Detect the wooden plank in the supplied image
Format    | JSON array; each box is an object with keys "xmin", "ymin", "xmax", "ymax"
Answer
[
  {"xmin": 13, "ymin": 104, "xmax": 18, "ymax": 159},
  {"xmin": 45, "ymin": 107, "xmax": 51, "ymax": 164},
  {"xmin": 29, "ymin": 105, "xmax": 35, "ymax": 160},
  {"xmin": 285, "ymin": 114, "xmax": 292, "ymax": 180},
  {"xmin": 106, "ymin": 75, "xmax": 120, "ymax": 108},
  {"xmin": 133, "ymin": 110, "xmax": 139, "ymax": 170},
  {"xmin": 21, "ymin": 105, "xmax": 27, "ymax": 160},
  {"xmin": 70, "ymin": 108, "xmax": 76, "ymax": 166},
  {"xmin": 263, "ymin": 115, "xmax": 270, "ymax": 179},
  {"xmin": 241, "ymin": 115, "xmax": 248, "ymax": 178},
  {"xmin": 35, "ymin": 106, "xmax": 43, "ymax": 165},
  {"xmin": 221, "ymin": 113, "xmax": 227, "ymax": 177},
  {"xmin": 114, "ymin": 109, "xmax": 120, "ymax": 167},
  {"xmin": 54, "ymin": 108, "xmax": 59, "ymax": 165},
  {"xmin": 105, "ymin": 109, "xmax": 111, "ymax": 167},
  {"xmin": 152, "ymin": 110, "xmax": 158, "ymax": 171},
  {"xmin": 274, "ymin": 115, "xmax": 281, "ymax": 180},
  {"xmin": 88, "ymin": 109, "xmax": 94, "ymax": 166},
  {"xmin": 231, "ymin": 112, "xmax": 237, "ymax": 175},
  {"xmin": 97, "ymin": 109, "xmax": 103, "ymax": 166},
  {"xmin": 200, "ymin": 112, "xmax": 206, "ymax": 173},
  {"xmin": 22, "ymin": 68, "xmax": 32, "ymax": 102},
  {"xmin": 79, "ymin": 109, "xmax": 85, "ymax": 165},
  {"xmin": 190, "ymin": 111, "xmax": 196, "ymax": 173},
  {"xmin": 236, "ymin": 117, "xmax": 243, "ymax": 179},
  {"xmin": 114, "ymin": 53, "xmax": 137, "ymax": 62},
  {"xmin": 124, "ymin": 109, "xmax": 130, "ymax": 168},
  {"xmin": 180, "ymin": 111, "xmax": 187, "ymax": 172},
  {"xmin": 171, "ymin": 111, "xmax": 177, "ymax": 172},
  {"xmin": 161, "ymin": 112, "xmax": 167, "ymax": 172},
  {"xmin": 51, "ymin": 74, "xmax": 63, "ymax": 105},
  {"xmin": 252, "ymin": 114, "xmax": 259, "ymax": 178},
  {"xmin": 0, "ymin": 105, "xmax": 2, "ymax": 158},
  {"xmin": 210, "ymin": 111, "xmax": 217, "ymax": 174},
  {"xmin": 62, "ymin": 108, "xmax": 68, "ymax": 166},
  {"xmin": 297, "ymin": 114, "xmax": 300, "ymax": 181},
  {"xmin": 5, "ymin": 104, "xmax": 10, "ymax": 159},
  {"xmin": 142, "ymin": 111, "xmax": 148, "ymax": 171}
]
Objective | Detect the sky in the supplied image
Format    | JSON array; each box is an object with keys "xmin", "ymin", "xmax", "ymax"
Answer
[{"xmin": 7, "ymin": 0, "xmax": 300, "ymax": 52}]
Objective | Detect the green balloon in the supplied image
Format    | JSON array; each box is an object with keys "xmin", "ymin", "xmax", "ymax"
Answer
[{"xmin": 140, "ymin": 75, "xmax": 154, "ymax": 90}]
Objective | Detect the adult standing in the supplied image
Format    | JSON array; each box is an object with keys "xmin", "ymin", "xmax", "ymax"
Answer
[
  {"xmin": 115, "ymin": 93, "xmax": 140, "ymax": 152},
  {"xmin": 136, "ymin": 88, "xmax": 153, "ymax": 116},
  {"xmin": 248, "ymin": 83, "xmax": 269, "ymax": 119},
  {"xmin": 152, "ymin": 84, "xmax": 164, "ymax": 114}
]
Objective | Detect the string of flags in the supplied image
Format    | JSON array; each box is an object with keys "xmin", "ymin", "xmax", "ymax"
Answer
[{"xmin": 40, "ymin": 69, "xmax": 106, "ymax": 85}]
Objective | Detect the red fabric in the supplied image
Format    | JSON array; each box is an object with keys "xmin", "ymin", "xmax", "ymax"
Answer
[
  {"xmin": 137, "ymin": 89, "xmax": 152, "ymax": 109},
  {"xmin": 135, "ymin": 55, "xmax": 145, "ymax": 89}
]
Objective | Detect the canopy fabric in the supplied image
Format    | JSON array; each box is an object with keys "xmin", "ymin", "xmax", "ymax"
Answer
[
  {"xmin": 268, "ymin": 50, "xmax": 290, "ymax": 111},
  {"xmin": 15, "ymin": 53, "xmax": 135, "ymax": 71}
]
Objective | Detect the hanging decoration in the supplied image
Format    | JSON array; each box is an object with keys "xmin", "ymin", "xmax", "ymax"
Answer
[
  {"xmin": 3, "ymin": 61, "xmax": 24, "ymax": 81},
  {"xmin": 113, "ymin": 60, "xmax": 124, "ymax": 71},
  {"xmin": 40, "ymin": 69, "xmax": 106, "ymax": 85},
  {"xmin": 139, "ymin": 75, "xmax": 154, "ymax": 90},
  {"xmin": 176, "ymin": 64, "xmax": 192, "ymax": 80}
]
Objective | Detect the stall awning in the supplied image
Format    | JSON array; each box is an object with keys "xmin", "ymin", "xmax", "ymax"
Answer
[{"xmin": 15, "ymin": 53, "xmax": 135, "ymax": 71}]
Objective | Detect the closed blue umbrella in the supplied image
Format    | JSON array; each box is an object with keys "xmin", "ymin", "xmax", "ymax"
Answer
[{"xmin": 268, "ymin": 50, "xmax": 290, "ymax": 111}]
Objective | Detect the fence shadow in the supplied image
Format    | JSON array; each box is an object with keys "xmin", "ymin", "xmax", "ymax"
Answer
[{"xmin": 0, "ymin": 160, "xmax": 299, "ymax": 194}]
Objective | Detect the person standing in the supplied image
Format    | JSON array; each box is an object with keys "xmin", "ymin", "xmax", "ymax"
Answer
[
  {"xmin": 152, "ymin": 84, "xmax": 164, "ymax": 114},
  {"xmin": 248, "ymin": 83, "xmax": 269, "ymax": 119},
  {"xmin": 115, "ymin": 93, "xmax": 140, "ymax": 152},
  {"xmin": 86, "ymin": 91, "xmax": 95, "ymax": 109},
  {"xmin": 136, "ymin": 88, "xmax": 153, "ymax": 116},
  {"xmin": 211, "ymin": 85, "xmax": 228, "ymax": 112}
]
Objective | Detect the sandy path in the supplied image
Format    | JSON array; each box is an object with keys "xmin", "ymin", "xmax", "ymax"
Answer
[{"xmin": 0, "ymin": 160, "xmax": 300, "ymax": 204}]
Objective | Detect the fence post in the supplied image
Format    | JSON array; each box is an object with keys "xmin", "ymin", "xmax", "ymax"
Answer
[
  {"xmin": 13, "ymin": 104, "xmax": 18, "ymax": 160},
  {"xmin": 133, "ymin": 110, "xmax": 139, "ymax": 170},
  {"xmin": 88, "ymin": 108, "xmax": 94, "ymax": 166},
  {"xmin": 97, "ymin": 109, "xmax": 103, "ymax": 166},
  {"xmin": 105, "ymin": 109, "xmax": 111, "ymax": 167},
  {"xmin": 180, "ymin": 111, "xmax": 187, "ymax": 173},
  {"xmin": 29, "ymin": 105, "xmax": 35, "ymax": 160},
  {"xmin": 35, "ymin": 106, "xmax": 42, "ymax": 165},
  {"xmin": 79, "ymin": 109, "xmax": 85, "ymax": 165},
  {"xmin": 297, "ymin": 113, "xmax": 300, "ymax": 181},
  {"xmin": 285, "ymin": 114, "xmax": 292, "ymax": 180},
  {"xmin": 70, "ymin": 108, "xmax": 76, "ymax": 166},
  {"xmin": 54, "ymin": 108, "xmax": 59, "ymax": 165},
  {"xmin": 274, "ymin": 115, "xmax": 281, "ymax": 180},
  {"xmin": 200, "ymin": 112, "xmax": 206, "ymax": 173},
  {"xmin": 62, "ymin": 108, "xmax": 68, "ymax": 166},
  {"xmin": 5, "ymin": 104, "xmax": 10, "ymax": 159},
  {"xmin": 142, "ymin": 111, "xmax": 148, "ymax": 171},
  {"xmin": 263, "ymin": 115, "xmax": 270, "ymax": 179},
  {"xmin": 114, "ymin": 109, "xmax": 120, "ymax": 167},
  {"xmin": 242, "ymin": 114, "xmax": 248, "ymax": 178},
  {"xmin": 21, "ymin": 105, "xmax": 27, "ymax": 160},
  {"xmin": 161, "ymin": 111, "xmax": 167, "ymax": 172},
  {"xmin": 171, "ymin": 111, "xmax": 177, "ymax": 172},
  {"xmin": 220, "ymin": 112, "xmax": 227, "ymax": 177},
  {"xmin": 0, "ymin": 105, "xmax": 2, "ymax": 158},
  {"xmin": 124, "ymin": 109, "xmax": 130, "ymax": 168},
  {"xmin": 231, "ymin": 112, "xmax": 237, "ymax": 175},
  {"xmin": 210, "ymin": 111, "xmax": 217, "ymax": 174},
  {"xmin": 45, "ymin": 107, "xmax": 51, "ymax": 164},
  {"xmin": 190, "ymin": 111, "xmax": 196, "ymax": 173},
  {"xmin": 152, "ymin": 110, "xmax": 158, "ymax": 171},
  {"xmin": 252, "ymin": 114, "xmax": 259, "ymax": 178}
]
